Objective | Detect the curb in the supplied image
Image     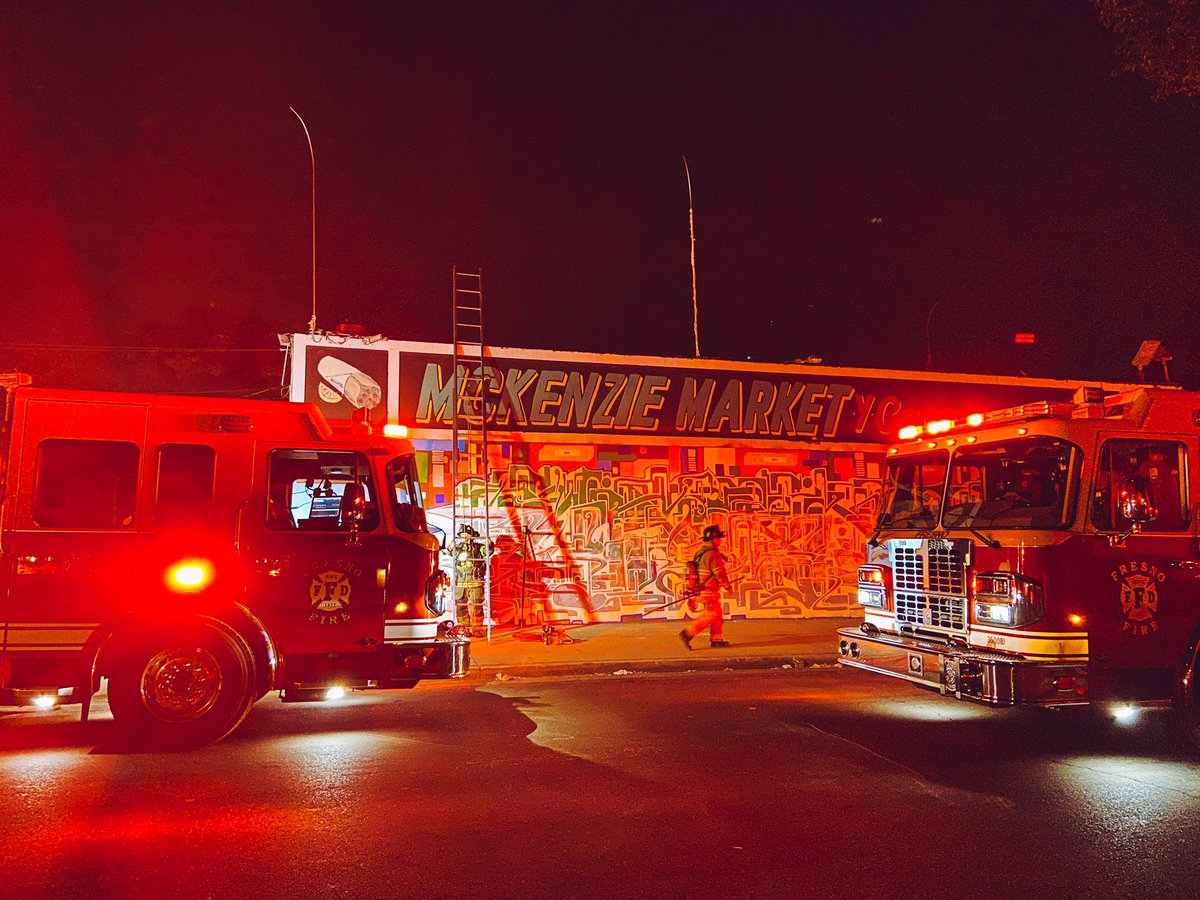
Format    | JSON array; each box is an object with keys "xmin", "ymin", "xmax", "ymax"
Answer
[{"xmin": 465, "ymin": 654, "xmax": 838, "ymax": 682}]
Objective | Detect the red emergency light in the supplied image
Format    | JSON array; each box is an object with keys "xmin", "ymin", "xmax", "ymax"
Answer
[
  {"xmin": 1015, "ymin": 333, "xmax": 1036, "ymax": 344},
  {"xmin": 166, "ymin": 559, "xmax": 214, "ymax": 593}
]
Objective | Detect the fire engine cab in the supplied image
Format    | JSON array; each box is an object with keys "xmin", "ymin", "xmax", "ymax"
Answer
[
  {"xmin": 838, "ymin": 385, "xmax": 1200, "ymax": 750},
  {"xmin": 0, "ymin": 374, "xmax": 468, "ymax": 747}
]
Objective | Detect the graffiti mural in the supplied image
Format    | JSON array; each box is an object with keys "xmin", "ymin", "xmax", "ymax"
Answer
[
  {"xmin": 287, "ymin": 336, "xmax": 1092, "ymax": 629},
  {"xmin": 417, "ymin": 439, "xmax": 884, "ymax": 625}
]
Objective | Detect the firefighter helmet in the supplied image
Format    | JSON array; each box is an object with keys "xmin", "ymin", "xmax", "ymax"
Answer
[{"xmin": 702, "ymin": 524, "xmax": 725, "ymax": 541}]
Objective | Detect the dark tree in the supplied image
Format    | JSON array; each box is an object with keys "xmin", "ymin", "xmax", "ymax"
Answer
[{"xmin": 1096, "ymin": 0, "xmax": 1200, "ymax": 98}]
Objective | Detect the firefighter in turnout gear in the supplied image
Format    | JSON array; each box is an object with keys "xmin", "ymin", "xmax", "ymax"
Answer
[
  {"xmin": 680, "ymin": 524, "xmax": 734, "ymax": 649},
  {"xmin": 452, "ymin": 524, "xmax": 493, "ymax": 635}
]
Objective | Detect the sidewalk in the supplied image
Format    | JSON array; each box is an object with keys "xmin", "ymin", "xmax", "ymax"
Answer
[{"xmin": 464, "ymin": 616, "xmax": 861, "ymax": 681}]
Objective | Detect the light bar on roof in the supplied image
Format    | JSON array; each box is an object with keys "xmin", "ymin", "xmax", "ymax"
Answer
[{"xmin": 895, "ymin": 400, "xmax": 1073, "ymax": 444}]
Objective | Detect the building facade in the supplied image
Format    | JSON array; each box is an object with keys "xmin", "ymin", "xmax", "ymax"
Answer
[{"xmin": 288, "ymin": 334, "xmax": 1108, "ymax": 626}]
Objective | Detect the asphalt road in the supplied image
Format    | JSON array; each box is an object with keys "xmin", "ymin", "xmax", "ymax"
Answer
[{"xmin": 2, "ymin": 668, "xmax": 1198, "ymax": 899}]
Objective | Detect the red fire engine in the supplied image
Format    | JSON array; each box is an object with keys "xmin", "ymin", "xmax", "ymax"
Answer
[
  {"xmin": 838, "ymin": 385, "xmax": 1200, "ymax": 750},
  {"xmin": 0, "ymin": 374, "xmax": 468, "ymax": 747}
]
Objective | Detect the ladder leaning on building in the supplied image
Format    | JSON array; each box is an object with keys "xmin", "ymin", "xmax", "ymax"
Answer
[{"xmin": 450, "ymin": 268, "xmax": 494, "ymax": 639}]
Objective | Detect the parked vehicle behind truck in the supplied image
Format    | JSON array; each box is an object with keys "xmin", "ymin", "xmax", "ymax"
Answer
[
  {"xmin": 0, "ymin": 373, "xmax": 467, "ymax": 747},
  {"xmin": 838, "ymin": 385, "xmax": 1200, "ymax": 750}
]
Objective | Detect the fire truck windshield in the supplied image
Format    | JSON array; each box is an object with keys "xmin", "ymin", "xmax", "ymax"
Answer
[
  {"xmin": 879, "ymin": 437, "xmax": 1079, "ymax": 533},
  {"xmin": 879, "ymin": 451, "xmax": 948, "ymax": 529},
  {"xmin": 942, "ymin": 436, "xmax": 1078, "ymax": 530}
]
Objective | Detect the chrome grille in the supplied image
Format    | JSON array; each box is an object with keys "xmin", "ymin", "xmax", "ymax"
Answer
[
  {"xmin": 892, "ymin": 547, "xmax": 925, "ymax": 592},
  {"xmin": 894, "ymin": 592, "xmax": 966, "ymax": 631},
  {"xmin": 926, "ymin": 544, "xmax": 965, "ymax": 594},
  {"xmin": 892, "ymin": 543, "xmax": 966, "ymax": 594},
  {"xmin": 890, "ymin": 540, "xmax": 969, "ymax": 633}
]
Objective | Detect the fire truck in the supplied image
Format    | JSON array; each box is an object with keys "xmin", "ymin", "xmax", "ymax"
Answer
[
  {"xmin": 837, "ymin": 385, "xmax": 1200, "ymax": 750},
  {"xmin": 0, "ymin": 373, "xmax": 468, "ymax": 747}
]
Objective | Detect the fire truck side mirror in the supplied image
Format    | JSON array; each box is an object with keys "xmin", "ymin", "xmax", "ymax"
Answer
[
  {"xmin": 340, "ymin": 483, "xmax": 366, "ymax": 524},
  {"xmin": 341, "ymin": 483, "xmax": 365, "ymax": 548},
  {"xmin": 1110, "ymin": 490, "xmax": 1158, "ymax": 547}
]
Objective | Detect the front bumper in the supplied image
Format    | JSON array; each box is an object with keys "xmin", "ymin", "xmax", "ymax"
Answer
[
  {"xmin": 384, "ymin": 634, "xmax": 471, "ymax": 682},
  {"xmin": 836, "ymin": 626, "xmax": 1087, "ymax": 707},
  {"xmin": 281, "ymin": 634, "xmax": 471, "ymax": 692}
]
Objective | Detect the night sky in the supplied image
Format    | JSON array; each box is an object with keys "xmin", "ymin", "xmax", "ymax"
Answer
[{"xmin": 3, "ymin": 1, "xmax": 1199, "ymax": 393}]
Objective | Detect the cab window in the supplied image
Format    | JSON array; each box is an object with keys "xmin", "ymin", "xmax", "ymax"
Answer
[
  {"xmin": 1092, "ymin": 439, "xmax": 1188, "ymax": 532},
  {"xmin": 387, "ymin": 454, "xmax": 427, "ymax": 532},
  {"xmin": 33, "ymin": 438, "xmax": 139, "ymax": 528},
  {"xmin": 266, "ymin": 449, "xmax": 379, "ymax": 532},
  {"xmin": 155, "ymin": 443, "xmax": 216, "ymax": 527}
]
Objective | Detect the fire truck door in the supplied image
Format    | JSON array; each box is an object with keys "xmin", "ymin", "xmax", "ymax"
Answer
[
  {"xmin": 240, "ymin": 450, "xmax": 387, "ymax": 657},
  {"xmin": 1083, "ymin": 435, "xmax": 1200, "ymax": 697},
  {"xmin": 3, "ymin": 399, "xmax": 148, "ymax": 665},
  {"xmin": 242, "ymin": 529, "xmax": 387, "ymax": 656}
]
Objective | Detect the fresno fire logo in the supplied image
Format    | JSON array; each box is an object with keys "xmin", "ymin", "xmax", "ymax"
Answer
[
  {"xmin": 307, "ymin": 561, "xmax": 362, "ymax": 625},
  {"xmin": 1110, "ymin": 561, "xmax": 1165, "ymax": 636}
]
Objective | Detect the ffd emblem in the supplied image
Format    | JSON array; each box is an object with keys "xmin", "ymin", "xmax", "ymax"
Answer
[
  {"xmin": 1110, "ymin": 561, "xmax": 1165, "ymax": 636},
  {"xmin": 306, "ymin": 560, "xmax": 362, "ymax": 625}
]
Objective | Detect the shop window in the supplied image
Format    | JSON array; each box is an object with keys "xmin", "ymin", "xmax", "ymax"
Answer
[
  {"xmin": 33, "ymin": 439, "xmax": 140, "ymax": 529},
  {"xmin": 1092, "ymin": 439, "xmax": 1188, "ymax": 532},
  {"xmin": 155, "ymin": 444, "xmax": 216, "ymax": 527}
]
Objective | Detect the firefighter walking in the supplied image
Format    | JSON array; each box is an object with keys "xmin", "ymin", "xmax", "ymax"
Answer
[{"xmin": 680, "ymin": 524, "xmax": 733, "ymax": 649}]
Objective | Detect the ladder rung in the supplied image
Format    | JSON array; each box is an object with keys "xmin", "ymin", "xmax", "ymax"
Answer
[{"xmin": 456, "ymin": 288, "xmax": 482, "ymax": 296}]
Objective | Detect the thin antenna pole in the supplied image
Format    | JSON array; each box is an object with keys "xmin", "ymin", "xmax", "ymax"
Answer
[
  {"xmin": 684, "ymin": 155, "xmax": 699, "ymax": 358},
  {"xmin": 290, "ymin": 107, "xmax": 317, "ymax": 334},
  {"xmin": 924, "ymin": 300, "xmax": 942, "ymax": 369}
]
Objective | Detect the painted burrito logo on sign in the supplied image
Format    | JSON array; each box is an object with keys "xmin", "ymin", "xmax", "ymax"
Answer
[
  {"xmin": 1110, "ymin": 561, "xmax": 1164, "ymax": 636},
  {"xmin": 302, "ymin": 345, "xmax": 390, "ymax": 428},
  {"xmin": 307, "ymin": 560, "xmax": 362, "ymax": 625}
]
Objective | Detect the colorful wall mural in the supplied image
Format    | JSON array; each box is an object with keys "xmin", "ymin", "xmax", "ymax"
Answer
[
  {"xmin": 287, "ymin": 334, "xmax": 1110, "ymax": 626},
  {"xmin": 416, "ymin": 439, "xmax": 884, "ymax": 625}
]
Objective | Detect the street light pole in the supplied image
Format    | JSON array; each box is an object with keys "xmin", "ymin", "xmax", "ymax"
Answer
[
  {"xmin": 925, "ymin": 300, "xmax": 942, "ymax": 369},
  {"xmin": 684, "ymin": 156, "xmax": 699, "ymax": 358}
]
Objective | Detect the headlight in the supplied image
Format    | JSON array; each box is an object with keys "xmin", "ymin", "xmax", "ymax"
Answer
[
  {"xmin": 857, "ymin": 565, "xmax": 889, "ymax": 609},
  {"xmin": 972, "ymin": 572, "xmax": 1043, "ymax": 627},
  {"xmin": 857, "ymin": 588, "xmax": 885, "ymax": 608},
  {"xmin": 426, "ymin": 570, "xmax": 452, "ymax": 615}
]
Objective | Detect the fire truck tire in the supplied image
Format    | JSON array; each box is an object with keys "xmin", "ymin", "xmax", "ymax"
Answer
[{"xmin": 107, "ymin": 617, "xmax": 256, "ymax": 749}]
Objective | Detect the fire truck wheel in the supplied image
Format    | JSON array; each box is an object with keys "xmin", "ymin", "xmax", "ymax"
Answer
[{"xmin": 107, "ymin": 617, "xmax": 256, "ymax": 749}]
